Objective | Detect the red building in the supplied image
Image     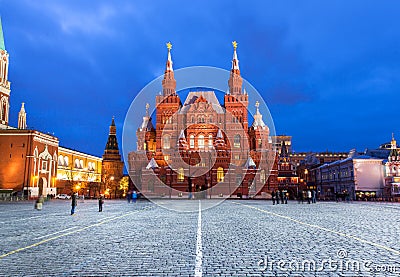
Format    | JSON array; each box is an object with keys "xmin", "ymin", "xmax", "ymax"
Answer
[{"xmin": 128, "ymin": 42, "xmax": 277, "ymax": 198}]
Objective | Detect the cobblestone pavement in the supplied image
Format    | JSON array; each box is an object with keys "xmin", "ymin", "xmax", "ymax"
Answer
[{"xmin": 0, "ymin": 199, "xmax": 400, "ymax": 276}]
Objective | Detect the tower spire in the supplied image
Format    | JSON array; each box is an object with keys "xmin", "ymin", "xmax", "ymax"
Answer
[
  {"xmin": 228, "ymin": 40, "xmax": 243, "ymax": 95},
  {"xmin": 162, "ymin": 42, "xmax": 176, "ymax": 96},
  {"xmin": 18, "ymin": 102, "xmax": 27, "ymax": 129},
  {"xmin": 105, "ymin": 117, "xmax": 119, "ymax": 151},
  {"xmin": 231, "ymin": 40, "xmax": 239, "ymax": 70},
  {"xmin": 0, "ymin": 16, "xmax": 5, "ymax": 51},
  {"xmin": 391, "ymin": 133, "xmax": 397, "ymax": 149},
  {"xmin": 166, "ymin": 42, "xmax": 173, "ymax": 72},
  {"xmin": 0, "ymin": 16, "xmax": 10, "ymax": 128}
]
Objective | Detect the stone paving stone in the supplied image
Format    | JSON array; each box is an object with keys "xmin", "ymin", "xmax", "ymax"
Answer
[{"xmin": 0, "ymin": 200, "xmax": 400, "ymax": 276}]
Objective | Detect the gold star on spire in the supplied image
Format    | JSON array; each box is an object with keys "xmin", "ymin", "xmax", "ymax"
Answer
[
  {"xmin": 232, "ymin": 40, "xmax": 238, "ymax": 50},
  {"xmin": 166, "ymin": 42, "xmax": 172, "ymax": 51},
  {"xmin": 255, "ymin": 101, "xmax": 260, "ymax": 108}
]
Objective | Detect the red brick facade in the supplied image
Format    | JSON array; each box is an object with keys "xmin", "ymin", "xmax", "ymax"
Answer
[{"xmin": 129, "ymin": 44, "xmax": 278, "ymax": 198}]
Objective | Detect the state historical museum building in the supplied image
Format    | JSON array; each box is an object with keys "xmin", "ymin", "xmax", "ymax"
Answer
[{"xmin": 128, "ymin": 43, "xmax": 278, "ymax": 198}]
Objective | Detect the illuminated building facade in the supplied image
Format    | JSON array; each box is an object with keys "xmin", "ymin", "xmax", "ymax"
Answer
[
  {"xmin": 129, "ymin": 43, "xmax": 277, "ymax": 198},
  {"xmin": 0, "ymin": 129, "xmax": 59, "ymax": 197},
  {"xmin": 56, "ymin": 147, "xmax": 102, "ymax": 196}
]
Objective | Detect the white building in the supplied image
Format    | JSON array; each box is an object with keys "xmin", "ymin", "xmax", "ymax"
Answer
[{"xmin": 315, "ymin": 152, "xmax": 385, "ymax": 200}]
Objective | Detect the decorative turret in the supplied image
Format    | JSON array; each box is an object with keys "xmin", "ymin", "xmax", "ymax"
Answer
[
  {"xmin": 178, "ymin": 130, "xmax": 188, "ymax": 151},
  {"xmin": 228, "ymin": 41, "xmax": 243, "ymax": 95},
  {"xmin": 389, "ymin": 133, "xmax": 399, "ymax": 162},
  {"xmin": 162, "ymin": 42, "xmax": 176, "ymax": 96},
  {"xmin": 214, "ymin": 129, "xmax": 226, "ymax": 151},
  {"xmin": 18, "ymin": 102, "xmax": 27, "ymax": 129},
  {"xmin": 140, "ymin": 103, "xmax": 154, "ymax": 131},
  {"xmin": 252, "ymin": 101, "xmax": 266, "ymax": 129}
]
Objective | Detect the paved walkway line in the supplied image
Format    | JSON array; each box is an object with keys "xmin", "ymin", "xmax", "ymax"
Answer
[
  {"xmin": 0, "ymin": 206, "xmax": 153, "ymax": 259},
  {"xmin": 194, "ymin": 200, "xmax": 203, "ymax": 277},
  {"xmin": 233, "ymin": 202, "xmax": 400, "ymax": 256}
]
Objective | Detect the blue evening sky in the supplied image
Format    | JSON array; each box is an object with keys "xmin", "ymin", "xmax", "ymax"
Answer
[{"xmin": 1, "ymin": 0, "xmax": 399, "ymax": 157}]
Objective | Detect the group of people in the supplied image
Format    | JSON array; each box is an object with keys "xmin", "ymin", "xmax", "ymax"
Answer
[
  {"xmin": 271, "ymin": 189, "xmax": 318, "ymax": 205},
  {"xmin": 126, "ymin": 191, "xmax": 138, "ymax": 203},
  {"xmin": 271, "ymin": 190, "xmax": 289, "ymax": 205},
  {"xmin": 298, "ymin": 190, "xmax": 317, "ymax": 204}
]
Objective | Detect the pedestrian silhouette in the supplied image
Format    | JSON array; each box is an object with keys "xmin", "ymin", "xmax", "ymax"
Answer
[
  {"xmin": 272, "ymin": 190, "xmax": 276, "ymax": 205},
  {"xmin": 98, "ymin": 194, "xmax": 104, "ymax": 212},
  {"xmin": 132, "ymin": 191, "xmax": 137, "ymax": 203},
  {"xmin": 71, "ymin": 193, "xmax": 77, "ymax": 215}
]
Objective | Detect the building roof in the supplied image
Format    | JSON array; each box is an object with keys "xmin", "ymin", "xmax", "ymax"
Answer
[
  {"xmin": 180, "ymin": 91, "xmax": 224, "ymax": 114},
  {"xmin": 244, "ymin": 156, "xmax": 256, "ymax": 168},
  {"xmin": 146, "ymin": 158, "xmax": 159, "ymax": 169},
  {"xmin": 365, "ymin": 148, "xmax": 390, "ymax": 159}
]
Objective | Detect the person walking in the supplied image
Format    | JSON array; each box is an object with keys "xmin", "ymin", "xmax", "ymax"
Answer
[
  {"xmin": 98, "ymin": 194, "xmax": 104, "ymax": 212},
  {"xmin": 284, "ymin": 191, "xmax": 289, "ymax": 204},
  {"xmin": 271, "ymin": 190, "xmax": 276, "ymax": 205},
  {"xmin": 132, "ymin": 191, "xmax": 137, "ymax": 203},
  {"xmin": 312, "ymin": 190, "xmax": 316, "ymax": 203},
  {"xmin": 71, "ymin": 193, "xmax": 77, "ymax": 215},
  {"xmin": 307, "ymin": 190, "xmax": 312, "ymax": 204},
  {"xmin": 127, "ymin": 191, "xmax": 132, "ymax": 203},
  {"xmin": 280, "ymin": 190, "xmax": 284, "ymax": 204},
  {"xmin": 276, "ymin": 190, "xmax": 280, "ymax": 204}
]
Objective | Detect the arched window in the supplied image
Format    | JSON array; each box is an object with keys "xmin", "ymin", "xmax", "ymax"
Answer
[
  {"xmin": 58, "ymin": 155, "xmax": 64, "ymax": 166},
  {"xmin": 260, "ymin": 169, "xmax": 266, "ymax": 184},
  {"xmin": 75, "ymin": 159, "xmax": 80, "ymax": 168},
  {"xmin": 163, "ymin": 135, "xmax": 170, "ymax": 149},
  {"xmin": 178, "ymin": 168, "xmax": 184, "ymax": 182},
  {"xmin": 80, "ymin": 160, "xmax": 84, "ymax": 169},
  {"xmin": 198, "ymin": 135, "xmax": 204, "ymax": 149},
  {"xmin": 64, "ymin": 156, "xmax": 69, "ymax": 167},
  {"xmin": 191, "ymin": 116, "xmax": 194, "ymax": 123},
  {"xmin": 209, "ymin": 116, "xmax": 213, "ymax": 123},
  {"xmin": 234, "ymin": 134, "xmax": 241, "ymax": 148},
  {"xmin": 217, "ymin": 167, "xmax": 224, "ymax": 182},
  {"xmin": 208, "ymin": 134, "xmax": 213, "ymax": 148},
  {"xmin": 190, "ymin": 135, "xmax": 195, "ymax": 148}
]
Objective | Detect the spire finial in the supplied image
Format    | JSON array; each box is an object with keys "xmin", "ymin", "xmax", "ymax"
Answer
[
  {"xmin": 255, "ymin": 101, "xmax": 259, "ymax": 108},
  {"xmin": 232, "ymin": 40, "xmax": 238, "ymax": 50},
  {"xmin": 166, "ymin": 42, "xmax": 172, "ymax": 51},
  {"xmin": 392, "ymin": 132, "xmax": 395, "ymax": 141},
  {"xmin": 145, "ymin": 103, "xmax": 150, "ymax": 117}
]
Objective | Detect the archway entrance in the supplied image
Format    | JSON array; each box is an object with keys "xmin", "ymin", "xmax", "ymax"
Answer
[{"xmin": 38, "ymin": 177, "xmax": 48, "ymax": 196}]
